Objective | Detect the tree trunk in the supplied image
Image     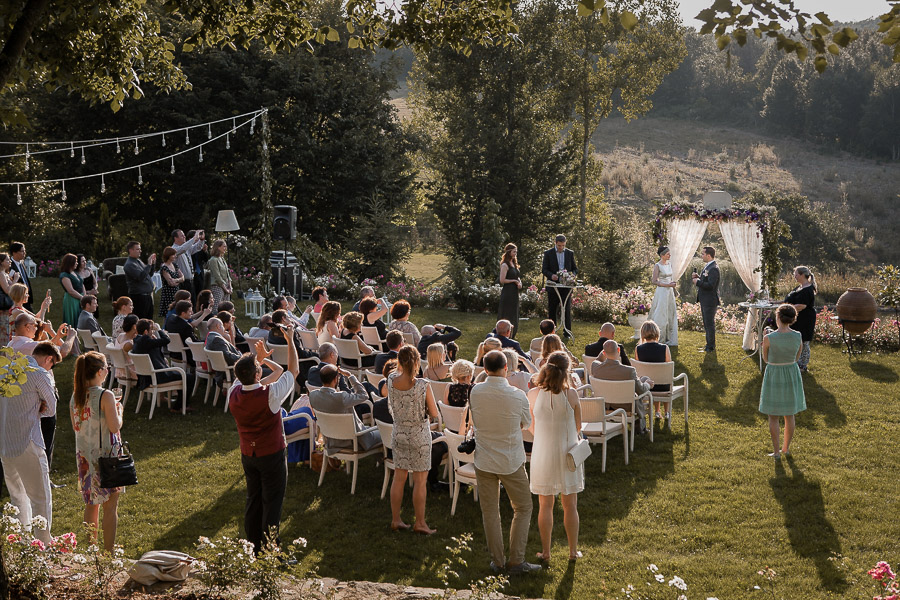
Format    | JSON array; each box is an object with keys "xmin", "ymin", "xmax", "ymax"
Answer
[{"xmin": 0, "ymin": 0, "xmax": 51, "ymax": 92}]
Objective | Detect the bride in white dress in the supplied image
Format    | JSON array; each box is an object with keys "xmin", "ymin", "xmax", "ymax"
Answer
[{"xmin": 649, "ymin": 246, "xmax": 678, "ymax": 345}]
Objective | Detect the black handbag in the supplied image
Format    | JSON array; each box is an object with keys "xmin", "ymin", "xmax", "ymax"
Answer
[
  {"xmin": 0, "ymin": 289, "xmax": 12, "ymax": 311},
  {"xmin": 97, "ymin": 400, "xmax": 138, "ymax": 488}
]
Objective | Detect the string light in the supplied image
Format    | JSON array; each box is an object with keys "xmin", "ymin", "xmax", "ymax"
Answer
[
  {"xmin": 116, "ymin": 138, "xmax": 121, "ymax": 154},
  {"xmin": 61, "ymin": 181, "xmax": 66, "ymax": 201},
  {"xmin": 161, "ymin": 133, "xmax": 166, "ymax": 147},
  {"xmin": 185, "ymin": 129, "xmax": 190, "ymax": 145},
  {"xmin": 250, "ymin": 117, "xmax": 255, "ymax": 135},
  {"xmin": 134, "ymin": 138, "xmax": 139, "ymax": 155},
  {"xmin": 70, "ymin": 142, "xmax": 75, "ymax": 158},
  {"xmin": 171, "ymin": 157, "xmax": 175, "ymax": 174},
  {"xmin": 101, "ymin": 174, "xmax": 105, "ymax": 193},
  {"xmin": 81, "ymin": 147, "xmax": 86, "ymax": 165},
  {"xmin": 226, "ymin": 133, "xmax": 230, "ymax": 150},
  {"xmin": 198, "ymin": 147, "xmax": 203, "ymax": 163},
  {"xmin": 138, "ymin": 166, "xmax": 143, "ymax": 185},
  {"xmin": 16, "ymin": 184, "xmax": 21, "ymax": 205},
  {"xmin": 208, "ymin": 124, "xmax": 212, "ymax": 139},
  {"xmin": 24, "ymin": 144, "xmax": 29, "ymax": 171}
]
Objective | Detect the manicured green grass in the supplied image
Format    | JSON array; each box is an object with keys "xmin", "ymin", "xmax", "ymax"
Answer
[{"xmin": 12, "ymin": 278, "xmax": 900, "ymax": 599}]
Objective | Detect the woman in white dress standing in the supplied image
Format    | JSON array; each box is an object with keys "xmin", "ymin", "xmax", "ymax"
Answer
[
  {"xmin": 527, "ymin": 351, "xmax": 584, "ymax": 563},
  {"xmin": 649, "ymin": 246, "xmax": 678, "ymax": 346}
]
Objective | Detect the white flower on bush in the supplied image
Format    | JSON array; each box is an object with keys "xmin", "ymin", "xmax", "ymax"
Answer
[
  {"xmin": 668, "ymin": 575, "xmax": 687, "ymax": 591},
  {"xmin": 240, "ymin": 539, "xmax": 255, "ymax": 557},
  {"xmin": 4, "ymin": 502, "xmax": 19, "ymax": 516},
  {"xmin": 292, "ymin": 537, "xmax": 307, "ymax": 548},
  {"xmin": 29, "ymin": 515, "xmax": 48, "ymax": 530},
  {"xmin": 71, "ymin": 553, "xmax": 88, "ymax": 564},
  {"xmin": 655, "ymin": 573, "xmax": 665, "ymax": 583}
]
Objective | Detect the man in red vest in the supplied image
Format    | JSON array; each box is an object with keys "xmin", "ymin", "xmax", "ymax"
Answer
[{"xmin": 229, "ymin": 329, "xmax": 299, "ymax": 554}]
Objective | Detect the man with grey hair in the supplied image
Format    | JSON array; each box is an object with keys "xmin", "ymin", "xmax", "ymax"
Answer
[
  {"xmin": 9, "ymin": 313, "xmax": 76, "ymax": 358},
  {"xmin": 307, "ymin": 343, "xmax": 378, "ymax": 408},
  {"xmin": 352, "ymin": 286, "xmax": 376, "ymax": 312},
  {"xmin": 205, "ymin": 318, "xmax": 242, "ymax": 366},
  {"xmin": 416, "ymin": 322, "xmax": 461, "ymax": 355},
  {"xmin": 591, "ymin": 340, "xmax": 651, "ymax": 434},
  {"xmin": 488, "ymin": 319, "xmax": 530, "ymax": 361},
  {"xmin": 172, "ymin": 229, "xmax": 204, "ymax": 292}
]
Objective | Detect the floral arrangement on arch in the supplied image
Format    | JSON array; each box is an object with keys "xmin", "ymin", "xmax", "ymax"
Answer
[
  {"xmin": 651, "ymin": 199, "xmax": 787, "ymax": 297},
  {"xmin": 622, "ymin": 288, "xmax": 652, "ymax": 317}
]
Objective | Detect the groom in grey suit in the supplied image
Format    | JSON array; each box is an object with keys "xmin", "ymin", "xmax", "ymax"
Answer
[{"xmin": 692, "ymin": 246, "xmax": 720, "ymax": 352}]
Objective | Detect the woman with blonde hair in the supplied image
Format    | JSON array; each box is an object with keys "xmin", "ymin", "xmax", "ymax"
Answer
[
  {"xmin": 315, "ymin": 300, "xmax": 342, "ymax": 345},
  {"xmin": 70, "ymin": 351, "xmax": 124, "ymax": 551},
  {"xmin": 423, "ymin": 342, "xmax": 451, "ymax": 381},
  {"xmin": 527, "ymin": 351, "xmax": 584, "ymax": 562},
  {"xmin": 207, "ymin": 240, "xmax": 232, "ymax": 313},
  {"xmin": 635, "ymin": 320, "xmax": 673, "ymax": 419},
  {"xmin": 337, "ymin": 311, "xmax": 377, "ymax": 369},
  {"xmin": 504, "ymin": 349, "xmax": 531, "ymax": 392},
  {"xmin": 388, "ymin": 345, "xmax": 438, "ymax": 534},
  {"xmin": 498, "ymin": 243, "xmax": 523, "ymax": 338},
  {"xmin": 446, "ymin": 360, "xmax": 475, "ymax": 408},
  {"xmin": 10, "ymin": 282, "xmax": 51, "ymax": 324},
  {"xmin": 474, "ymin": 336, "xmax": 502, "ymax": 367}
]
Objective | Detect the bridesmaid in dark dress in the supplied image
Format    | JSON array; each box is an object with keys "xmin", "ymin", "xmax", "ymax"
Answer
[
  {"xmin": 635, "ymin": 320, "xmax": 672, "ymax": 419},
  {"xmin": 784, "ymin": 265, "xmax": 817, "ymax": 371},
  {"xmin": 498, "ymin": 243, "xmax": 523, "ymax": 338}
]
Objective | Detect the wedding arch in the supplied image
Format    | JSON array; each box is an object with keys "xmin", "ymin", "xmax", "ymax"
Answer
[{"xmin": 650, "ymin": 196, "xmax": 787, "ymax": 349}]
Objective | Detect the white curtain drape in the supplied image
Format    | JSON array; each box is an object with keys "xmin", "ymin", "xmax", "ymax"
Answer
[
  {"xmin": 719, "ymin": 220, "xmax": 764, "ymax": 350},
  {"xmin": 667, "ymin": 219, "xmax": 708, "ymax": 280}
]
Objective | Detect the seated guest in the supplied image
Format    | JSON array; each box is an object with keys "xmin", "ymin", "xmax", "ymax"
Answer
[
  {"xmin": 311, "ymin": 286, "xmax": 328, "ymax": 316},
  {"xmin": 387, "ymin": 300, "xmax": 420, "ymax": 346},
  {"xmin": 132, "ymin": 319, "xmax": 193, "ymax": 412},
  {"xmin": 531, "ymin": 319, "xmax": 577, "ymax": 363},
  {"xmin": 446, "ymin": 341, "xmax": 459, "ymax": 362},
  {"xmin": 165, "ymin": 290, "xmax": 210, "ymax": 323},
  {"xmin": 267, "ymin": 309, "xmax": 319, "ymax": 387},
  {"xmin": 473, "ymin": 336, "xmax": 502, "ymax": 367},
  {"xmin": 205, "ymin": 317, "xmax": 242, "ymax": 366},
  {"xmin": 113, "ymin": 315, "xmax": 139, "ymax": 381},
  {"xmin": 446, "ymin": 359, "xmax": 475, "ymax": 408},
  {"xmin": 337, "ymin": 311, "xmax": 378, "ymax": 369},
  {"xmin": 352, "ymin": 285, "xmax": 376, "ymax": 312},
  {"xmin": 195, "ymin": 289, "xmax": 215, "ymax": 321},
  {"xmin": 285, "ymin": 296, "xmax": 314, "ymax": 330},
  {"xmin": 165, "ymin": 300, "xmax": 200, "ymax": 366},
  {"xmin": 248, "ymin": 314, "xmax": 274, "ymax": 339},
  {"xmin": 111, "ymin": 296, "xmax": 134, "ymax": 338},
  {"xmin": 359, "ymin": 297, "xmax": 388, "ymax": 345},
  {"xmin": 217, "ymin": 301, "xmax": 250, "ymax": 353},
  {"xmin": 308, "ymin": 364, "xmax": 381, "ymax": 452},
  {"xmin": 307, "ymin": 343, "xmax": 377, "ymax": 407},
  {"xmin": 635, "ymin": 320, "xmax": 672, "ymax": 418},
  {"xmin": 216, "ymin": 311, "xmax": 239, "ymax": 350},
  {"xmin": 584, "ymin": 322, "xmax": 631, "ymax": 366},
  {"xmin": 422, "ymin": 343, "xmax": 451, "ymax": 381},
  {"xmin": 76, "ymin": 294, "xmax": 104, "ymax": 335},
  {"xmin": 591, "ymin": 340, "xmax": 650, "ymax": 434},
  {"xmin": 9, "ymin": 313, "xmax": 76, "ymax": 357},
  {"xmin": 376, "ymin": 359, "xmax": 399, "ymax": 399},
  {"xmin": 538, "ymin": 334, "xmax": 583, "ymax": 385},
  {"xmin": 315, "ymin": 301, "xmax": 342, "ymax": 345},
  {"xmin": 504, "ymin": 349, "xmax": 531, "ymax": 392},
  {"xmin": 417, "ymin": 322, "xmax": 461, "ymax": 356},
  {"xmin": 374, "ymin": 330, "xmax": 403, "ymax": 376},
  {"xmin": 487, "ymin": 319, "xmax": 529, "ymax": 361}
]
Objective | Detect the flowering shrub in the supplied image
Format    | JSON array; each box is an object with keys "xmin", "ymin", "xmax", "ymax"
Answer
[
  {"xmin": 1, "ymin": 503, "xmax": 77, "ymax": 599},
  {"xmin": 622, "ymin": 288, "xmax": 652, "ymax": 317},
  {"xmin": 37, "ymin": 259, "xmax": 60, "ymax": 277},
  {"xmin": 82, "ymin": 540, "xmax": 126, "ymax": 600},
  {"xmin": 677, "ymin": 302, "xmax": 746, "ymax": 334},
  {"xmin": 573, "ymin": 286, "xmax": 626, "ymax": 324},
  {"xmin": 814, "ymin": 306, "xmax": 900, "ymax": 352},
  {"xmin": 869, "ymin": 561, "xmax": 899, "ymax": 600},
  {"xmin": 620, "ymin": 563, "xmax": 691, "ymax": 599},
  {"xmin": 230, "ymin": 266, "xmax": 268, "ymax": 289}
]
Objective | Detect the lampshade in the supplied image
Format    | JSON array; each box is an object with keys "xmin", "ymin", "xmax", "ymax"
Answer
[{"xmin": 215, "ymin": 210, "xmax": 240, "ymax": 232}]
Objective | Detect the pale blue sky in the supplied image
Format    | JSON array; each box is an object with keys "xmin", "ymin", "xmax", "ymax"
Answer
[{"xmin": 677, "ymin": 0, "xmax": 889, "ymax": 27}]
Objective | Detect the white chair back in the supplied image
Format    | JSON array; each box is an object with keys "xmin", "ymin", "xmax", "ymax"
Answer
[
  {"xmin": 401, "ymin": 332, "xmax": 415, "ymax": 346},
  {"xmin": 77, "ymin": 329, "xmax": 98, "ymax": 351},
  {"xmin": 589, "ymin": 377, "xmax": 637, "ymax": 405},
  {"xmin": 580, "ymin": 396, "xmax": 610, "ymax": 422},
  {"xmin": 243, "ymin": 335, "xmax": 267, "ymax": 351},
  {"xmin": 106, "ymin": 344, "xmax": 131, "ymax": 371},
  {"xmin": 360, "ymin": 326, "xmax": 384, "ymax": 348},
  {"xmin": 269, "ymin": 343, "xmax": 289, "ymax": 367},
  {"xmin": 333, "ymin": 337, "xmax": 364, "ymax": 362},
  {"xmin": 92, "ymin": 332, "xmax": 113, "ymax": 349},
  {"xmin": 185, "ymin": 340, "xmax": 210, "ymax": 368},
  {"xmin": 365, "ymin": 371, "xmax": 384, "ymax": 387},
  {"xmin": 426, "ymin": 379, "xmax": 451, "ymax": 404},
  {"xmin": 437, "ymin": 402, "xmax": 467, "ymax": 433},
  {"xmin": 443, "ymin": 429, "xmax": 475, "ymax": 470},
  {"xmin": 129, "ymin": 352, "xmax": 156, "ymax": 377},
  {"xmin": 195, "ymin": 320, "xmax": 209, "ymax": 340},
  {"xmin": 631, "ymin": 359, "xmax": 675, "ymax": 387},
  {"xmin": 167, "ymin": 334, "xmax": 188, "ymax": 355},
  {"xmin": 376, "ymin": 420, "xmax": 394, "ymax": 451},
  {"xmin": 315, "ymin": 411, "xmax": 359, "ymax": 443},
  {"xmin": 205, "ymin": 349, "xmax": 233, "ymax": 375},
  {"xmin": 582, "ymin": 354, "xmax": 598, "ymax": 374},
  {"xmin": 299, "ymin": 330, "xmax": 319, "ymax": 351}
]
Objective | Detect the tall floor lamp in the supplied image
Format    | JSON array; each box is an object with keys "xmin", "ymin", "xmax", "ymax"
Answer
[{"xmin": 215, "ymin": 210, "xmax": 241, "ymax": 294}]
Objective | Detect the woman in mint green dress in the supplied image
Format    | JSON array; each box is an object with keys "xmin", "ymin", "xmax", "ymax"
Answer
[
  {"xmin": 59, "ymin": 253, "xmax": 85, "ymax": 327},
  {"xmin": 759, "ymin": 304, "xmax": 806, "ymax": 459}
]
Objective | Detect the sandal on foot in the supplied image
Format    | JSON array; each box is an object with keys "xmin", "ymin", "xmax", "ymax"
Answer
[{"xmin": 569, "ymin": 551, "xmax": 583, "ymax": 562}]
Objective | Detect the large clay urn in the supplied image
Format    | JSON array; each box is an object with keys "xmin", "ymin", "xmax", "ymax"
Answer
[{"xmin": 835, "ymin": 287, "xmax": 877, "ymax": 335}]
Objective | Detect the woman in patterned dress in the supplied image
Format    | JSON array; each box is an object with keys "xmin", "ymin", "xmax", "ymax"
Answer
[
  {"xmin": 70, "ymin": 351, "xmax": 124, "ymax": 551},
  {"xmin": 158, "ymin": 247, "xmax": 184, "ymax": 317},
  {"xmin": 388, "ymin": 345, "xmax": 438, "ymax": 534}
]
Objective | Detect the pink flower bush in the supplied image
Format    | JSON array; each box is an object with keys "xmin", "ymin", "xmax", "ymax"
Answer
[{"xmin": 869, "ymin": 560, "xmax": 899, "ymax": 600}]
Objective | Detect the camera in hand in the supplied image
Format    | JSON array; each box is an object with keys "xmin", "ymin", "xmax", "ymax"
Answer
[{"xmin": 457, "ymin": 438, "xmax": 476, "ymax": 454}]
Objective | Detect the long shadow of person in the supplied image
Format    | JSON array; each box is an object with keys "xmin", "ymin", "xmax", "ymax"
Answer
[
  {"xmin": 769, "ymin": 457, "xmax": 847, "ymax": 593},
  {"xmin": 849, "ymin": 360, "xmax": 899, "ymax": 383},
  {"xmin": 553, "ymin": 559, "xmax": 576, "ymax": 600},
  {"xmin": 800, "ymin": 373, "xmax": 846, "ymax": 428},
  {"xmin": 153, "ymin": 480, "xmax": 246, "ymax": 550}
]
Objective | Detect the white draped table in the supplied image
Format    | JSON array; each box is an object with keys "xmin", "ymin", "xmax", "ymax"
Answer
[{"xmin": 738, "ymin": 301, "xmax": 778, "ymax": 369}]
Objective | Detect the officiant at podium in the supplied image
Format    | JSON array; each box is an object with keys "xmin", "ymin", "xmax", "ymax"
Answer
[{"xmin": 541, "ymin": 235, "xmax": 577, "ymax": 334}]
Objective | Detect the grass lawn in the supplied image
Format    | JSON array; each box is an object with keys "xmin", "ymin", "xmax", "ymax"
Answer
[{"xmin": 10, "ymin": 278, "xmax": 900, "ymax": 599}]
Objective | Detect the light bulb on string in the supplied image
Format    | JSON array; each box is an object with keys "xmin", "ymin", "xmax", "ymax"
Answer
[
  {"xmin": 16, "ymin": 184, "xmax": 21, "ymax": 206},
  {"xmin": 70, "ymin": 142, "xmax": 75, "ymax": 158},
  {"xmin": 250, "ymin": 117, "xmax": 256, "ymax": 135},
  {"xmin": 138, "ymin": 166, "xmax": 143, "ymax": 185},
  {"xmin": 81, "ymin": 148, "xmax": 86, "ymax": 165},
  {"xmin": 171, "ymin": 157, "xmax": 175, "ymax": 174},
  {"xmin": 101, "ymin": 174, "xmax": 105, "ymax": 194},
  {"xmin": 162, "ymin": 133, "xmax": 166, "ymax": 147},
  {"xmin": 116, "ymin": 138, "xmax": 121, "ymax": 154},
  {"xmin": 24, "ymin": 144, "xmax": 29, "ymax": 171},
  {"xmin": 226, "ymin": 133, "xmax": 230, "ymax": 149},
  {"xmin": 198, "ymin": 147, "xmax": 203, "ymax": 163},
  {"xmin": 61, "ymin": 181, "xmax": 67, "ymax": 202},
  {"xmin": 261, "ymin": 139, "xmax": 267, "ymax": 152},
  {"xmin": 232, "ymin": 117, "xmax": 237, "ymax": 130},
  {"xmin": 208, "ymin": 124, "xmax": 212, "ymax": 139},
  {"xmin": 134, "ymin": 139, "xmax": 139, "ymax": 155},
  {"xmin": 185, "ymin": 129, "xmax": 190, "ymax": 145}
]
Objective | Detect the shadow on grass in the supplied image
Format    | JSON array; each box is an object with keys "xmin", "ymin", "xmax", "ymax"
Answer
[
  {"xmin": 800, "ymin": 373, "xmax": 846, "ymax": 428},
  {"xmin": 153, "ymin": 481, "xmax": 245, "ymax": 550},
  {"xmin": 770, "ymin": 457, "xmax": 847, "ymax": 593},
  {"xmin": 848, "ymin": 360, "xmax": 899, "ymax": 383},
  {"xmin": 554, "ymin": 560, "xmax": 575, "ymax": 600}
]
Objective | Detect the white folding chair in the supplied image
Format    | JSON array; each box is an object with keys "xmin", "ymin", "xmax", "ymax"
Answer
[
  {"xmin": 401, "ymin": 332, "xmax": 415, "ymax": 346},
  {"xmin": 243, "ymin": 335, "xmax": 267, "ymax": 351},
  {"xmin": 314, "ymin": 411, "xmax": 382, "ymax": 495},
  {"xmin": 589, "ymin": 376, "xmax": 653, "ymax": 449},
  {"xmin": 425, "ymin": 379, "xmax": 451, "ymax": 406},
  {"xmin": 129, "ymin": 352, "xmax": 187, "ymax": 419},
  {"xmin": 166, "ymin": 334, "xmax": 191, "ymax": 371},
  {"xmin": 185, "ymin": 341, "xmax": 215, "ymax": 405},
  {"xmin": 105, "ymin": 345, "xmax": 136, "ymax": 408},
  {"xmin": 442, "ymin": 429, "xmax": 478, "ymax": 516},
  {"xmin": 631, "ymin": 359, "xmax": 689, "ymax": 424},
  {"xmin": 298, "ymin": 330, "xmax": 319, "ymax": 351},
  {"xmin": 361, "ymin": 326, "xmax": 386, "ymax": 352},
  {"xmin": 437, "ymin": 402, "xmax": 468, "ymax": 434},
  {"xmin": 582, "ymin": 354, "xmax": 599, "ymax": 375},
  {"xmin": 332, "ymin": 337, "xmax": 372, "ymax": 378},
  {"xmin": 579, "ymin": 394, "xmax": 629, "ymax": 472},
  {"xmin": 204, "ymin": 349, "xmax": 236, "ymax": 412},
  {"xmin": 93, "ymin": 333, "xmax": 115, "ymax": 386},
  {"xmin": 364, "ymin": 370, "xmax": 384, "ymax": 388},
  {"xmin": 77, "ymin": 329, "xmax": 98, "ymax": 353},
  {"xmin": 375, "ymin": 420, "xmax": 395, "ymax": 499}
]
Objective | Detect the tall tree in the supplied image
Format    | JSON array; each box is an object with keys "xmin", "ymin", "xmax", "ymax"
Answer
[
  {"xmin": 410, "ymin": 0, "xmax": 579, "ymax": 280},
  {"xmin": 563, "ymin": 0, "xmax": 685, "ymax": 223}
]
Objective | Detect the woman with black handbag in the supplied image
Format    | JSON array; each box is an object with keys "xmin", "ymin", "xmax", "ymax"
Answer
[
  {"xmin": 70, "ymin": 351, "xmax": 124, "ymax": 551},
  {"xmin": 0, "ymin": 253, "xmax": 20, "ymax": 345}
]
